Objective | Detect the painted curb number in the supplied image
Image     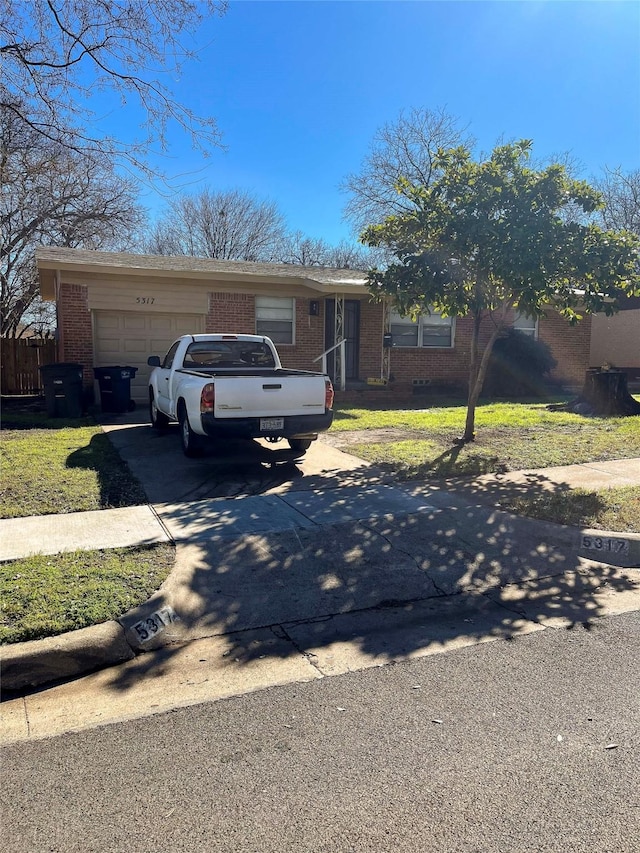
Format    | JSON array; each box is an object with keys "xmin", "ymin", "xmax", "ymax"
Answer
[
  {"xmin": 581, "ymin": 535, "xmax": 630, "ymax": 556},
  {"xmin": 132, "ymin": 606, "xmax": 179, "ymax": 643}
]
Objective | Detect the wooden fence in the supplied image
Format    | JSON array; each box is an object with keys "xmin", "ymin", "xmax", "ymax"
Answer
[{"xmin": 1, "ymin": 337, "xmax": 58, "ymax": 395}]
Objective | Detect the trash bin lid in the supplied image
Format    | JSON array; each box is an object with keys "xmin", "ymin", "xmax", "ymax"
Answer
[{"xmin": 40, "ymin": 362, "xmax": 83, "ymax": 376}]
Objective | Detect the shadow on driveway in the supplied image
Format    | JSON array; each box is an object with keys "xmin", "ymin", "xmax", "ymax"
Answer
[{"xmin": 104, "ymin": 469, "xmax": 638, "ymax": 693}]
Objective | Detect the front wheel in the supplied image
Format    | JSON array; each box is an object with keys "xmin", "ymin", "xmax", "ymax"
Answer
[
  {"xmin": 149, "ymin": 391, "xmax": 170, "ymax": 430},
  {"xmin": 178, "ymin": 405, "xmax": 204, "ymax": 457},
  {"xmin": 288, "ymin": 437, "xmax": 313, "ymax": 453}
]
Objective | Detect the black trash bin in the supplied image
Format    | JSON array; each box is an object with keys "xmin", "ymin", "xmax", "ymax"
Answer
[
  {"xmin": 40, "ymin": 363, "xmax": 84, "ymax": 418},
  {"xmin": 94, "ymin": 366, "xmax": 138, "ymax": 413}
]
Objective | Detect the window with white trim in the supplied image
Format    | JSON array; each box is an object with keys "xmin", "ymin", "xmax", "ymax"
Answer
[
  {"xmin": 255, "ymin": 296, "xmax": 294, "ymax": 344},
  {"xmin": 513, "ymin": 311, "xmax": 538, "ymax": 338},
  {"xmin": 389, "ymin": 309, "xmax": 454, "ymax": 348}
]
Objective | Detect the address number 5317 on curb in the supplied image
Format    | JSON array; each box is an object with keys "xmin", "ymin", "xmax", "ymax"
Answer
[
  {"xmin": 581, "ymin": 535, "xmax": 630, "ymax": 555},
  {"xmin": 132, "ymin": 606, "xmax": 179, "ymax": 643}
]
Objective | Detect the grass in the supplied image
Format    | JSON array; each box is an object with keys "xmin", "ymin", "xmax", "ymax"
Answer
[
  {"xmin": 332, "ymin": 399, "xmax": 640, "ymax": 479},
  {"xmin": 332, "ymin": 397, "xmax": 630, "ymax": 432},
  {"xmin": 0, "ymin": 544, "xmax": 175, "ymax": 644},
  {"xmin": 330, "ymin": 397, "xmax": 640, "ymax": 532},
  {"xmin": 496, "ymin": 486, "xmax": 640, "ymax": 534},
  {"xmin": 0, "ymin": 413, "xmax": 146, "ymax": 518},
  {"xmin": 0, "ymin": 409, "xmax": 169, "ymax": 645},
  {"xmin": 1, "ymin": 397, "xmax": 636, "ymax": 645}
]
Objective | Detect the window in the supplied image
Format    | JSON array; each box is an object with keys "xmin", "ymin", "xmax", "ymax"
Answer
[
  {"xmin": 389, "ymin": 309, "xmax": 454, "ymax": 348},
  {"xmin": 184, "ymin": 340, "xmax": 275, "ymax": 369},
  {"xmin": 162, "ymin": 341, "xmax": 180, "ymax": 369},
  {"xmin": 513, "ymin": 311, "xmax": 538, "ymax": 338},
  {"xmin": 256, "ymin": 296, "xmax": 294, "ymax": 344}
]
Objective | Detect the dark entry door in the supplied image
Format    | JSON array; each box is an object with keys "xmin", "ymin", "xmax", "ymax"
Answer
[{"xmin": 325, "ymin": 299, "xmax": 360, "ymax": 380}]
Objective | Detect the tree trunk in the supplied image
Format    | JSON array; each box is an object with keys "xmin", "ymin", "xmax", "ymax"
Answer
[
  {"xmin": 462, "ymin": 325, "xmax": 502, "ymax": 442},
  {"xmin": 581, "ymin": 369, "xmax": 640, "ymax": 416}
]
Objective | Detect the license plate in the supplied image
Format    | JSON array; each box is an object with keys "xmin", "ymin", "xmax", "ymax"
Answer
[{"xmin": 260, "ymin": 417, "xmax": 284, "ymax": 430}]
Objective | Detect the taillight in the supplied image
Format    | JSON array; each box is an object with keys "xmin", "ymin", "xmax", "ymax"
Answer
[
  {"xmin": 325, "ymin": 379, "xmax": 334, "ymax": 410},
  {"xmin": 200, "ymin": 383, "xmax": 215, "ymax": 413}
]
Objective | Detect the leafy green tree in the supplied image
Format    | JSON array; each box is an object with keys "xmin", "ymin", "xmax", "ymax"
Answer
[{"xmin": 362, "ymin": 141, "xmax": 640, "ymax": 442}]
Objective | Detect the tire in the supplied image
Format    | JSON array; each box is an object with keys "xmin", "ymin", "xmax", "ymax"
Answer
[
  {"xmin": 288, "ymin": 437, "xmax": 313, "ymax": 453},
  {"xmin": 178, "ymin": 404, "xmax": 203, "ymax": 457},
  {"xmin": 149, "ymin": 391, "xmax": 169, "ymax": 430}
]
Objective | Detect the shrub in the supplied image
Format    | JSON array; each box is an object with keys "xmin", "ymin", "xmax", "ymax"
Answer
[{"xmin": 484, "ymin": 328, "xmax": 557, "ymax": 398}]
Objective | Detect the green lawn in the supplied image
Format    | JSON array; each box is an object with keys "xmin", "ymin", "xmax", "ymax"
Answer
[
  {"xmin": 332, "ymin": 399, "xmax": 640, "ymax": 477},
  {"xmin": 1, "ymin": 399, "xmax": 637, "ymax": 645},
  {"xmin": 0, "ymin": 416, "xmax": 146, "ymax": 518},
  {"xmin": 0, "ymin": 544, "xmax": 175, "ymax": 644},
  {"xmin": 330, "ymin": 398, "xmax": 640, "ymax": 532},
  {"xmin": 0, "ymin": 411, "xmax": 173, "ymax": 645}
]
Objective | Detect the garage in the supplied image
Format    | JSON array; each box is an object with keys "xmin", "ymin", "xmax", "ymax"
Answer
[{"xmin": 93, "ymin": 311, "xmax": 204, "ymax": 403}]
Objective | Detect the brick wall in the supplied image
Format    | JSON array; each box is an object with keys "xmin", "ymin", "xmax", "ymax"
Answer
[
  {"xmin": 538, "ymin": 311, "xmax": 591, "ymax": 388},
  {"xmin": 203, "ymin": 292, "xmax": 591, "ymax": 392},
  {"xmin": 351, "ymin": 299, "xmax": 591, "ymax": 393},
  {"xmin": 58, "ymin": 283, "xmax": 94, "ymax": 387},
  {"xmin": 58, "ymin": 284, "xmax": 591, "ymax": 400},
  {"xmin": 207, "ymin": 292, "xmax": 326, "ymax": 370},
  {"xmin": 206, "ymin": 292, "xmax": 255, "ymax": 333},
  {"xmin": 282, "ymin": 297, "xmax": 325, "ymax": 370}
]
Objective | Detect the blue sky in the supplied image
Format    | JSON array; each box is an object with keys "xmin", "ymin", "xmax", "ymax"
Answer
[{"xmin": 112, "ymin": 1, "xmax": 640, "ymax": 245}]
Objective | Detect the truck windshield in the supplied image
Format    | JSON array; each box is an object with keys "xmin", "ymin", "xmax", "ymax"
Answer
[{"xmin": 183, "ymin": 341, "xmax": 276, "ymax": 369}]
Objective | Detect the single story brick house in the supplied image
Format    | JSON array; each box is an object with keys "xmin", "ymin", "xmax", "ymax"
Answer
[{"xmin": 36, "ymin": 247, "xmax": 593, "ymax": 405}]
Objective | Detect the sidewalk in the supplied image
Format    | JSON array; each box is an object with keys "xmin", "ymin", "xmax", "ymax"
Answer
[{"xmin": 2, "ymin": 459, "xmax": 639, "ymax": 692}]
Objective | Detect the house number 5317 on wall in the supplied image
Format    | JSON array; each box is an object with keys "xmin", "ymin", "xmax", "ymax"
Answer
[{"xmin": 136, "ymin": 296, "xmax": 155, "ymax": 304}]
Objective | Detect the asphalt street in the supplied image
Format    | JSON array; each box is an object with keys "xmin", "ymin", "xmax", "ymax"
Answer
[{"xmin": 2, "ymin": 610, "xmax": 639, "ymax": 853}]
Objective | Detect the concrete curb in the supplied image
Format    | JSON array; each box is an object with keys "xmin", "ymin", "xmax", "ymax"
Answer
[
  {"xmin": 2, "ymin": 514, "xmax": 638, "ymax": 693},
  {"xmin": 576, "ymin": 527, "xmax": 640, "ymax": 569},
  {"xmin": 1, "ymin": 621, "xmax": 135, "ymax": 691}
]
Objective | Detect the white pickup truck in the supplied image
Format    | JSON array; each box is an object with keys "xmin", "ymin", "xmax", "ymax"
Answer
[{"xmin": 147, "ymin": 334, "xmax": 335, "ymax": 456}]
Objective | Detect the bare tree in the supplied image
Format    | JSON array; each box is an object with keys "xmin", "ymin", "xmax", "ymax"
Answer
[
  {"xmin": 145, "ymin": 189, "xmax": 290, "ymax": 262},
  {"xmin": 595, "ymin": 167, "xmax": 640, "ymax": 235},
  {"xmin": 341, "ymin": 106, "xmax": 474, "ymax": 234},
  {"xmin": 277, "ymin": 230, "xmax": 376, "ymax": 269},
  {"xmin": 0, "ymin": 0, "xmax": 226, "ymax": 179},
  {"xmin": 147, "ymin": 196, "xmax": 383, "ymax": 269},
  {"xmin": 1, "ymin": 106, "xmax": 145, "ymax": 337}
]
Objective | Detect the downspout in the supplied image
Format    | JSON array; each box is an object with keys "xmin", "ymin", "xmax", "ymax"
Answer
[
  {"xmin": 382, "ymin": 297, "xmax": 391, "ymax": 382},
  {"xmin": 54, "ymin": 270, "xmax": 62, "ymax": 362}
]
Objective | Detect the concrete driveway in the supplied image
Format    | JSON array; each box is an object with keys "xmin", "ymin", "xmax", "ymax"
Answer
[{"xmin": 101, "ymin": 409, "xmax": 376, "ymax": 504}]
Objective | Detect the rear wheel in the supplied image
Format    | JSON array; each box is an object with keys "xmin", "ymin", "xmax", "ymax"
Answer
[
  {"xmin": 288, "ymin": 437, "xmax": 313, "ymax": 453},
  {"xmin": 178, "ymin": 404, "xmax": 203, "ymax": 457},
  {"xmin": 149, "ymin": 391, "xmax": 169, "ymax": 430}
]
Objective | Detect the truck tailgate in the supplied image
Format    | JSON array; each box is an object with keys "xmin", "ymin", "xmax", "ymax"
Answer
[{"xmin": 212, "ymin": 374, "xmax": 327, "ymax": 419}]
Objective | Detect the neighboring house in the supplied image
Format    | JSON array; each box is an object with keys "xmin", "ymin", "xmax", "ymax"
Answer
[
  {"xmin": 590, "ymin": 296, "xmax": 640, "ymax": 390},
  {"xmin": 36, "ymin": 247, "xmax": 593, "ymax": 404}
]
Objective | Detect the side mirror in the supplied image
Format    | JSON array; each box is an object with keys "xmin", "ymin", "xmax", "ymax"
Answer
[{"xmin": 147, "ymin": 356, "xmax": 161, "ymax": 367}]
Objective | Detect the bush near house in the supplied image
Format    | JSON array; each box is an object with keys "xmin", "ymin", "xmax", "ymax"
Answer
[{"xmin": 484, "ymin": 329, "xmax": 557, "ymax": 398}]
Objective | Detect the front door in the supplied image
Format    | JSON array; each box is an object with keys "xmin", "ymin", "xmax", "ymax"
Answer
[{"xmin": 325, "ymin": 299, "xmax": 361, "ymax": 381}]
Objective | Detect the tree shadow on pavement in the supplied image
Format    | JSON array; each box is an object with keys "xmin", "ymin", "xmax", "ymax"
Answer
[
  {"xmin": 103, "ymin": 470, "xmax": 639, "ymax": 693},
  {"xmin": 101, "ymin": 420, "xmax": 388, "ymax": 504}
]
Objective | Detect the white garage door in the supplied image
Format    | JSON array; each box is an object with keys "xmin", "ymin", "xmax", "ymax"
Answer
[{"xmin": 94, "ymin": 311, "xmax": 204, "ymax": 403}]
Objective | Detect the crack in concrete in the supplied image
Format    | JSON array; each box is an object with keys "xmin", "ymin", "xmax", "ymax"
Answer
[
  {"xmin": 22, "ymin": 696, "xmax": 31, "ymax": 737},
  {"xmin": 270, "ymin": 624, "xmax": 326, "ymax": 677},
  {"xmin": 481, "ymin": 591, "xmax": 531, "ymax": 622},
  {"xmin": 360, "ymin": 521, "xmax": 447, "ymax": 598}
]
